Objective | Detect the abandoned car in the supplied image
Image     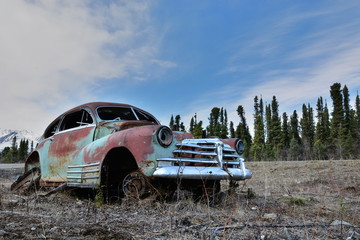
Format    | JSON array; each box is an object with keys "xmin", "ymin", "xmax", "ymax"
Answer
[{"xmin": 11, "ymin": 102, "xmax": 252, "ymax": 199}]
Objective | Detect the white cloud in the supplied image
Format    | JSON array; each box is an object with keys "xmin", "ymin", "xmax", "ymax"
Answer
[
  {"xmin": 0, "ymin": 0, "xmax": 172, "ymax": 134},
  {"xmin": 186, "ymin": 3, "xmax": 360, "ymax": 135}
]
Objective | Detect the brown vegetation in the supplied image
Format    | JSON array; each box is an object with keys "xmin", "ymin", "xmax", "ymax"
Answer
[{"xmin": 0, "ymin": 160, "xmax": 359, "ymax": 239}]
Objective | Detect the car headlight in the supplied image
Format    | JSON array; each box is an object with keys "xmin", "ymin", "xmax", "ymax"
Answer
[
  {"xmin": 156, "ymin": 126, "xmax": 173, "ymax": 147},
  {"xmin": 235, "ymin": 139, "xmax": 245, "ymax": 155}
]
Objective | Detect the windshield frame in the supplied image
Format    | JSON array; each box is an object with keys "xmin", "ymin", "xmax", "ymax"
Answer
[{"xmin": 96, "ymin": 105, "xmax": 159, "ymax": 124}]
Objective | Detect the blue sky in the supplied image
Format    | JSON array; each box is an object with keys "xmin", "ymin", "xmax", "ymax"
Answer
[{"xmin": 1, "ymin": 1, "xmax": 360, "ymax": 135}]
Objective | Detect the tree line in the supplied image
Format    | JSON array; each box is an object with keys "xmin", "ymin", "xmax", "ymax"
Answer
[
  {"xmin": 169, "ymin": 83, "xmax": 360, "ymax": 161},
  {"xmin": 0, "ymin": 136, "xmax": 33, "ymax": 163}
]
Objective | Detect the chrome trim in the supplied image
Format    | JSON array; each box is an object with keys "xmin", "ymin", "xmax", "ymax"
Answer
[
  {"xmin": 68, "ymin": 162, "xmax": 100, "ymax": 168},
  {"xmin": 153, "ymin": 166, "xmax": 252, "ymax": 180},
  {"xmin": 66, "ymin": 183, "xmax": 97, "ymax": 188},
  {"xmin": 173, "ymin": 149, "xmax": 217, "ymax": 156},
  {"xmin": 157, "ymin": 157, "xmax": 241, "ymax": 165},
  {"xmin": 67, "ymin": 169, "xmax": 99, "ymax": 174},
  {"xmin": 156, "ymin": 138, "xmax": 252, "ymax": 180},
  {"xmin": 67, "ymin": 162, "xmax": 100, "ymax": 183}
]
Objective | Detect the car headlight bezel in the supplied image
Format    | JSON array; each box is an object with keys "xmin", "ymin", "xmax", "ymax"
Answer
[
  {"xmin": 156, "ymin": 126, "xmax": 173, "ymax": 147},
  {"xmin": 235, "ymin": 139, "xmax": 245, "ymax": 155}
]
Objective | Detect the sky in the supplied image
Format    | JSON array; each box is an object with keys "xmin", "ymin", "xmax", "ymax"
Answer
[{"xmin": 1, "ymin": 0, "xmax": 360, "ymax": 136}]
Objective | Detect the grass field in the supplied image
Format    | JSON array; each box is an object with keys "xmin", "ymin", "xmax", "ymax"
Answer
[{"xmin": 0, "ymin": 160, "xmax": 359, "ymax": 239}]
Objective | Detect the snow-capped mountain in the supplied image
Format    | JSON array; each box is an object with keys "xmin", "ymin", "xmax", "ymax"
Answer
[{"xmin": 0, "ymin": 128, "xmax": 39, "ymax": 152}]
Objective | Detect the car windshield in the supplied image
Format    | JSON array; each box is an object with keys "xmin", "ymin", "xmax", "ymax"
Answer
[{"xmin": 97, "ymin": 106, "xmax": 158, "ymax": 123}]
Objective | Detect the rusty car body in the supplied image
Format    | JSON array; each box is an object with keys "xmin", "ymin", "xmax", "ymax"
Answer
[{"xmin": 11, "ymin": 102, "xmax": 252, "ymax": 199}]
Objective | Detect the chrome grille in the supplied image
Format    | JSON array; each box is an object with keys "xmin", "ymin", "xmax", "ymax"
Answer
[{"xmin": 157, "ymin": 139, "xmax": 241, "ymax": 167}]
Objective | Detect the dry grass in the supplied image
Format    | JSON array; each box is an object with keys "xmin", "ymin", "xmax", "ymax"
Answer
[{"xmin": 0, "ymin": 160, "xmax": 359, "ymax": 239}]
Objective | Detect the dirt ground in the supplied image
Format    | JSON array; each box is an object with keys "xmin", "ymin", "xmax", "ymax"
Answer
[{"xmin": 0, "ymin": 160, "xmax": 359, "ymax": 239}]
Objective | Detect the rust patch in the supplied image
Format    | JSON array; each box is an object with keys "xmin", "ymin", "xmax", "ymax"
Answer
[
  {"xmin": 174, "ymin": 132, "xmax": 193, "ymax": 141},
  {"xmin": 221, "ymin": 138, "xmax": 238, "ymax": 149},
  {"xmin": 48, "ymin": 127, "xmax": 93, "ymax": 158}
]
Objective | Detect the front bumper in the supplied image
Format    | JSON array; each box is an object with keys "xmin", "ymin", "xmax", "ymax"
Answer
[{"xmin": 153, "ymin": 166, "xmax": 252, "ymax": 180}]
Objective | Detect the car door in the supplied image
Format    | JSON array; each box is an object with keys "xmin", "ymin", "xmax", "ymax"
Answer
[{"xmin": 41, "ymin": 109, "xmax": 96, "ymax": 183}]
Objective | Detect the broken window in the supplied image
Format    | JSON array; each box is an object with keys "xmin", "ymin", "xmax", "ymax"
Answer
[
  {"xmin": 44, "ymin": 119, "xmax": 61, "ymax": 138},
  {"xmin": 133, "ymin": 109, "xmax": 158, "ymax": 124},
  {"xmin": 60, "ymin": 109, "xmax": 93, "ymax": 131}
]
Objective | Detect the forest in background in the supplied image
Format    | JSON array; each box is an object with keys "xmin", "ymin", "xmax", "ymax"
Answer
[
  {"xmin": 170, "ymin": 83, "xmax": 360, "ymax": 161},
  {"xmin": 1, "ymin": 82, "xmax": 359, "ymax": 163}
]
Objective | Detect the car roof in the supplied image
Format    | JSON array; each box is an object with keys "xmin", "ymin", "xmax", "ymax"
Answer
[
  {"xmin": 43, "ymin": 102, "xmax": 158, "ymax": 136},
  {"xmin": 64, "ymin": 102, "xmax": 135, "ymax": 114}
]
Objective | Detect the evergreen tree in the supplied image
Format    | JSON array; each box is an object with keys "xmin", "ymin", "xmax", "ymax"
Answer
[
  {"xmin": 169, "ymin": 115, "xmax": 174, "ymax": 130},
  {"xmin": 265, "ymin": 103, "xmax": 273, "ymax": 159},
  {"xmin": 18, "ymin": 139, "xmax": 29, "ymax": 161},
  {"xmin": 1, "ymin": 147, "xmax": 12, "ymax": 163},
  {"xmin": 314, "ymin": 97, "xmax": 331, "ymax": 159},
  {"xmin": 279, "ymin": 112, "xmax": 290, "ymax": 161},
  {"xmin": 356, "ymin": 93, "xmax": 360, "ymax": 129},
  {"xmin": 235, "ymin": 105, "xmax": 252, "ymax": 158},
  {"xmin": 193, "ymin": 121, "xmax": 204, "ymax": 139},
  {"xmin": 11, "ymin": 136, "xmax": 19, "ymax": 162},
  {"xmin": 253, "ymin": 96, "xmax": 265, "ymax": 145},
  {"xmin": 330, "ymin": 83, "xmax": 344, "ymax": 139},
  {"xmin": 355, "ymin": 94, "xmax": 360, "ymax": 156},
  {"xmin": 180, "ymin": 122, "xmax": 185, "ymax": 132},
  {"xmin": 270, "ymin": 96, "xmax": 282, "ymax": 148},
  {"xmin": 341, "ymin": 85, "xmax": 355, "ymax": 158},
  {"xmin": 189, "ymin": 117, "xmax": 195, "ymax": 133},
  {"xmin": 289, "ymin": 110, "xmax": 301, "ymax": 160},
  {"xmin": 229, "ymin": 121, "xmax": 235, "ymax": 138},
  {"xmin": 220, "ymin": 109, "xmax": 229, "ymax": 138},
  {"xmin": 207, "ymin": 107, "xmax": 221, "ymax": 136},
  {"xmin": 290, "ymin": 110, "xmax": 301, "ymax": 144},
  {"xmin": 174, "ymin": 115, "xmax": 181, "ymax": 131},
  {"xmin": 252, "ymin": 96, "xmax": 265, "ymax": 161},
  {"xmin": 300, "ymin": 104, "xmax": 315, "ymax": 160},
  {"xmin": 281, "ymin": 112, "xmax": 290, "ymax": 149},
  {"xmin": 265, "ymin": 104, "xmax": 272, "ymax": 144},
  {"xmin": 343, "ymin": 85, "xmax": 351, "ymax": 132}
]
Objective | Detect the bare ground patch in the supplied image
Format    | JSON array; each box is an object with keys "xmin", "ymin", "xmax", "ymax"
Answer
[{"xmin": 0, "ymin": 160, "xmax": 359, "ymax": 239}]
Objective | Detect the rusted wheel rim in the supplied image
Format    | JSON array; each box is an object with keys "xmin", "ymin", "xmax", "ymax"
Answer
[
  {"xmin": 11, "ymin": 167, "xmax": 41, "ymax": 193},
  {"xmin": 122, "ymin": 172, "xmax": 148, "ymax": 198}
]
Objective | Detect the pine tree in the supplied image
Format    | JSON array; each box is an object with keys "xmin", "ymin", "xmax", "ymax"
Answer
[
  {"xmin": 180, "ymin": 122, "xmax": 185, "ymax": 132},
  {"xmin": 252, "ymin": 96, "xmax": 265, "ymax": 161},
  {"xmin": 281, "ymin": 112, "xmax": 290, "ymax": 149},
  {"xmin": 174, "ymin": 115, "xmax": 181, "ymax": 131},
  {"xmin": 356, "ymin": 93, "xmax": 360, "ymax": 129},
  {"xmin": 314, "ymin": 97, "xmax": 331, "ymax": 160},
  {"xmin": 207, "ymin": 107, "xmax": 224, "ymax": 137},
  {"xmin": 207, "ymin": 107, "xmax": 220, "ymax": 136},
  {"xmin": 341, "ymin": 85, "xmax": 355, "ymax": 158},
  {"xmin": 289, "ymin": 110, "xmax": 301, "ymax": 160},
  {"xmin": 229, "ymin": 121, "xmax": 235, "ymax": 138},
  {"xmin": 330, "ymin": 83, "xmax": 344, "ymax": 140},
  {"xmin": 220, "ymin": 109, "xmax": 229, "ymax": 138},
  {"xmin": 265, "ymin": 103, "xmax": 273, "ymax": 159},
  {"xmin": 300, "ymin": 104, "xmax": 315, "ymax": 160},
  {"xmin": 343, "ymin": 85, "xmax": 351, "ymax": 131},
  {"xmin": 169, "ymin": 115, "xmax": 174, "ymax": 130},
  {"xmin": 355, "ymin": 94, "xmax": 360, "ymax": 156},
  {"xmin": 10, "ymin": 136, "xmax": 19, "ymax": 162},
  {"xmin": 193, "ymin": 121, "xmax": 204, "ymax": 139},
  {"xmin": 189, "ymin": 117, "xmax": 195, "ymax": 133},
  {"xmin": 271, "ymin": 96, "xmax": 282, "ymax": 148},
  {"xmin": 235, "ymin": 105, "xmax": 252, "ymax": 158}
]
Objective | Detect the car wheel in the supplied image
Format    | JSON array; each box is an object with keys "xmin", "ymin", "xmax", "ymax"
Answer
[
  {"xmin": 122, "ymin": 171, "xmax": 150, "ymax": 199},
  {"xmin": 10, "ymin": 167, "xmax": 41, "ymax": 194}
]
